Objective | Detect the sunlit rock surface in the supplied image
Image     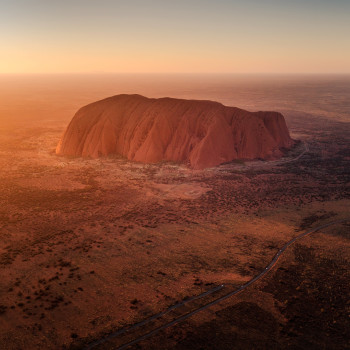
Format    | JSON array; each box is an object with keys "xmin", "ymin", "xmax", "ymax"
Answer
[{"xmin": 56, "ymin": 94, "xmax": 294, "ymax": 169}]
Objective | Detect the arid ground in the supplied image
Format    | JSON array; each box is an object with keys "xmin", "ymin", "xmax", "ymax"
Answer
[{"xmin": 0, "ymin": 76, "xmax": 349, "ymax": 350}]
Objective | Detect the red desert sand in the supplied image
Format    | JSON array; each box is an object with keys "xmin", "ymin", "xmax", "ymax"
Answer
[{"xmin": 56, "ymin": 94, "xmax": 294, "ymax": 169}]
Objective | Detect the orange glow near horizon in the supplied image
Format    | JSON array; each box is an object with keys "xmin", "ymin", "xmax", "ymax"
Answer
[
  {"xmin": 1, "ymin": 1, "xmax": 350, "ymax": 74},
  {"xmin": 2, "ymin": 45, "xmax": 350, "ymax": 75}
]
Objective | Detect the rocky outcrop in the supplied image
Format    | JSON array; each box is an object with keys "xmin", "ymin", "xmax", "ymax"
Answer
[{"xmin": 56, "ymin": 94, "xmax": 294, "ymax": 169}]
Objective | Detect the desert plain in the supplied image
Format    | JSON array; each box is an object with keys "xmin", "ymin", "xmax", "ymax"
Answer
[{"xmin": 0, "ymin": 75, "xmax": 349, "ymax": 349}]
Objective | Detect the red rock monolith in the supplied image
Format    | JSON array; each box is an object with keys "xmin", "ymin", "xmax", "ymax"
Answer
[{"xmin": 56, "ymin": 94, "xmax": 294, "ymax": 169}]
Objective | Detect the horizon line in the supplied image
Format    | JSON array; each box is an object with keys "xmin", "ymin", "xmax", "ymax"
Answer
[{"xmin": 1, "ymin": 72, "xmax": 350, "ymax": 76}]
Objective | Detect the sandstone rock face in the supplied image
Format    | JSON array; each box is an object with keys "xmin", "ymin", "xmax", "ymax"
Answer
[{"xmin": 56, "ymin": 94, "xmax": 294, "ymax": 169}]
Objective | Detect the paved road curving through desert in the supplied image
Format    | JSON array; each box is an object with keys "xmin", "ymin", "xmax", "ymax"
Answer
[
  {"xmin": 85, "ymin": 218, "xmax": 348, "ymax": 350},
  {"xmin": 84, "ymin": 285, "xmax": 225, "ymax": 350}
]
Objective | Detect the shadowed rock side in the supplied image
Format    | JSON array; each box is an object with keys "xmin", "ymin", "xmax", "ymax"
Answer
[{"xmin": 56, "ymin": 94, "xmax": 294, "ymax": 169}]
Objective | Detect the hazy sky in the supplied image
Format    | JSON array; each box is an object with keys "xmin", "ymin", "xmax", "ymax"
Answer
[{"xmin": 1, "ymin": 0, "xmax": 349, "ymax": 74}]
